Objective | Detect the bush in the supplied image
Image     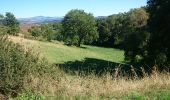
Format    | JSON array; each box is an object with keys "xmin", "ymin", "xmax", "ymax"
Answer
[
  {"xmin": 28, "ymin": 23, "xmax": 61, "ymax": 42},
  {"xmin": 0, "ymin": 35, "xmax": 51, "ymax": 96}
]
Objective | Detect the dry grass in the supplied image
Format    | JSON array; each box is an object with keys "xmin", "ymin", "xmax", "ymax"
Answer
[
  {"xmin": 8, "ymin": 35, "xmax": 37, "ymax": 47},
  {"xmin": 23, "ymin": 69, "xmax": 170, "ymax": 99}
]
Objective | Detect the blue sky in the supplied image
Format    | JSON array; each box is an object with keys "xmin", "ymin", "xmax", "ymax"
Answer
[{"xmin": 0, "ymin": 0, "xmax": 147, "ymax": 18}]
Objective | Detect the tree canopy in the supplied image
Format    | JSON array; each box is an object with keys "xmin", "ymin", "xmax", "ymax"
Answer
[
  {"xmin": 123, "ymin": 8, "xmax": 149, "ymax": 63},
  {"xmin": 3, "ymin": 12, "xmax": 20, "ymax": 35},
  {"xmin": 62, "ymin": 9, "xmax": 98, "ymax": 47},
  {"xmin": 147, "ymin": 0, "xmax": 170, "ymax": 66}
]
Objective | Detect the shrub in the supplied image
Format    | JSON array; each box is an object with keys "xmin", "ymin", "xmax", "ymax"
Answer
[{"xmin": 0, "ymin": 35, "xmax": 52, "ymax": 96}]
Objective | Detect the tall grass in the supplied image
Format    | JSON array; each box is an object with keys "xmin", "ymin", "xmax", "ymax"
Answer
[{"xmin": 19, "ymin": 66, "xmax": 170, "ymax": 99}]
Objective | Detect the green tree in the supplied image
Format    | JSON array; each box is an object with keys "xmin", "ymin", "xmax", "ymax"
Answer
[
  {"xmin": 51, "ymin": 22, "xmax": 63, "ymax": 41},
  {"xmin": 28, "ymin": 24, "xmax": 60, "ymax": 41},
  {"xmin": 123, "ymin": 8, "xmax": 149, "ymax": 63},
  {"xmin": 3, "ymin": 12, "xmax": 20, "ymax": 35},
  {"xmin": 124, "ymin": 27, "xmax": 150, "ymax": 63},
  {"xmin": 41, "ymin": 24, "xmax": 55, "ymax": 41},
  {"xmin": 95, "ymin": 13, "xmax": 128, "ymax": 48},
  {"xmin": 28, "ymin": 26, "xmax": 42, "ymax": 37},
  {"xmin": 127, "ymin": 8, "xmax": 149, "ymax": 28},
  {"xmin": 108, "ymin": 13, "xmax": 128, "ymax": 47},
  {"xmin": 62, "ymin": 9, "xmax": 98, "ymax": 47},
  {"xmin": 95, "ymin": 18, "xmax": 111, "ymax": 46},
  {"xmin": 147, "ymin": 0, "xmax": 170, "ymax": 66}
]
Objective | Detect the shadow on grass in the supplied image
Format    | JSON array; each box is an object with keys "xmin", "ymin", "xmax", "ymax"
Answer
[
  {"xmin": 64, "ymin": 43, "xmax": 87, "ymax": 49},
  {"xmin": 79, "ymin": 46, "xmax": 87, "ymax": 49},
  {"xmin": 58, "ymin": 58, "xmax": 135, "ymax": 76}
]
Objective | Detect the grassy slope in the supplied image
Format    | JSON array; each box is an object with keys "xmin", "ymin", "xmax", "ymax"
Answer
[
  {"xmin": 39, "ymin": 42, "xmax": 124, "ymax": 63},
  {"xmin": 10, "ymin": 36, "xmax": 170, "ymax": 100},
  {"xmin": 10, "ymin": 36, "xmax": 124, "ymax": 64}
]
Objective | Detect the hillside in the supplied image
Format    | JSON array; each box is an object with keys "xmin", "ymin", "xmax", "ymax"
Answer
[
  {"xmin": 17, "ymin": 16, "xmax": 106, "ymax": 25},
  {"xmin": 18, "ymin": 16, "xmax": 63, "ymax": 24},
  {"xmin": 9, "ymin": 36, "xmax": 170, "ymax": 100},
  {"xmin": 10, "ymin": 36, "xmax": 124, "ymax": 63}
]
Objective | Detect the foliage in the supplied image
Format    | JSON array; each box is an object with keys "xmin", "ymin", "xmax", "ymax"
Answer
[
  {"xmin": 123, "ymin": 8, "xmax": 150, "ymax": 63},
  {"xmin": 95, "ymin": 8, "xmax": 150, "ymax": 64},
  {"xmin": 95, "ymin": 8, "xmax": 148, "ymax": 50},
  {"xmin": 28, "ymin": 26, "xmax": 42, "ymax": 37},
  {"xmin": 94, "ymin": 13, "xmax": 128, "ymax": 48},
  {"xmin": 95, "ymin": 18, "xmax": 112, "ymax": 46},
  {"xmin": 28, "ymin": 23, "xmax": 62, "ymax": 41},
  {"xmin": 50, "ymin": 22, "xmax": 63, "ymax": 41},
  {"xmin": 3, "ymin": 12, "xmax": 20, "ymax": 35},
  {"xmin": 62, "ymin": 9, "xmax": 98, "ymax": 47},
  {"xmin": 0, "ymin": 35, "xmax": 52, "ymax": 96},
  {"xmin": 39, "ymin": 24, "xmax": 55, "ymax": 41},
  {"xmin": 107, "ymin": 13, "xmax": 128, "ymax": 47},
  {"xmin": 147, "ymin": 0, "xmax": 170, "ymax": 66},
  {"xmin": 124, "ymin": 27, "xmax": 150, "ymax": 63},
  {"xmin": 127, "ymin": 8, "xmax": 149, "ymax": 28}
]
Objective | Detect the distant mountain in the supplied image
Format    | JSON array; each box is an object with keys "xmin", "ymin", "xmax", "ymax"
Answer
[
  {"xmin": 18, "ymin": 16, "xmax": 107, "ymax": 25},
  {"xmin": 18, "ymin": 16, "xmax": 63, "ymax": 24}
]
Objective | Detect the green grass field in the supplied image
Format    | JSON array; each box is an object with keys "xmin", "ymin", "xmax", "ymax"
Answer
[
  {"xmin": 10, "ymin": 36, "xmax": 124, "ymax": 64},
  {"xmin": 36, "ymin": 40, "xmax": 124, "ymax": 64}
]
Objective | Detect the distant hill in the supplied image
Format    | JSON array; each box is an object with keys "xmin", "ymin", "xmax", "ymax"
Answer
[
  {"xmin": 18, "ymin": 16, "xmax": 107, "ymax": 25},
  {"xmin": 18, "ymin": 16, "xmax": 63, "ymax": 24}
]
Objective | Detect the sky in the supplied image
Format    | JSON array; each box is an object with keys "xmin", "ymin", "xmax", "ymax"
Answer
[{"xmin": 0, "ymin": 0, "xmax": 147, "ymax": 18}]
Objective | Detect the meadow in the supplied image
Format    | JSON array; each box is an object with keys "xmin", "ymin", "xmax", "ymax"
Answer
[
  {"xmin": 8, "ymin": 36, "xmax": 170, "ymax": 100},
  {"xmin": 11, "ymin": 36, "xmax": 124, "ymax": 63}
]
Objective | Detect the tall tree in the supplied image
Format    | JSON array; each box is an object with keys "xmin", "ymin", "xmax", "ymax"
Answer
[
  {"xmin": 95, "ymin": 13, "xmax": 128, "ymax": 48},
  {"xmin": 3, "ymin": 12, "xmax": 20, "ymax": 35},
  {"xmin": 147, "ymin": 0, "xmax": 170, "ymax": 66},
  {"xmin": 95, "ymin": 18, "xmax": 111, "ymax": 46},
  {"xmin": 51, "ymin": 22, "xmax": 63, "ymax": 41},
  {"xmin": 124, "ymin": 8, "xmax": 149, "ymax": 63},
  {"xmin": 108, "ymin": 13, "xmax": 128, "ymax": 47},
  {"xmin": 62, "ymin": 9, "xmax": 98, "ymax": 47}
]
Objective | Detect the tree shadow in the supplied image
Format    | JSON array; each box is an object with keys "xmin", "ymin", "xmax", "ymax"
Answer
[
  {"xmin": 79, "ymin": 46, "xmax": 87, "ymax": 49},
  {"xmin": 64, "ymin": 43, "xmax": 87, "ymax": 49},
  {"xmin": 58, "ymin": 58, "xmax": 135, "ymax": 76}
]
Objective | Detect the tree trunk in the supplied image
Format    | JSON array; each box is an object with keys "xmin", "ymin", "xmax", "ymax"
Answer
[{"xmin": 78, "ymin": 39, "xmax": 81, "ymax": 47}]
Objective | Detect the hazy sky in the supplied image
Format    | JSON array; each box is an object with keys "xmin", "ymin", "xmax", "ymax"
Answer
[{"xmin": 0, "ymin": 0, "xmax": 147, "ymax": 18}]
